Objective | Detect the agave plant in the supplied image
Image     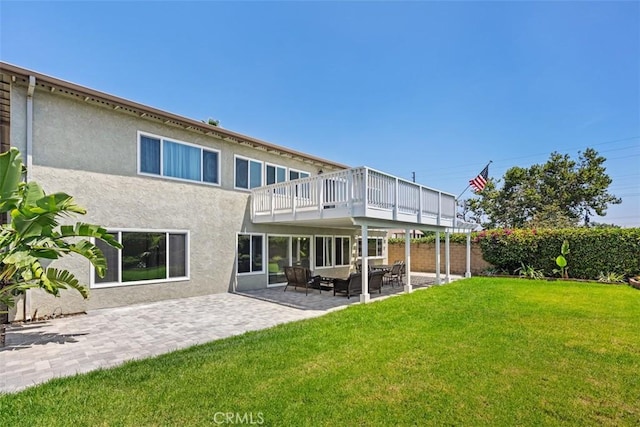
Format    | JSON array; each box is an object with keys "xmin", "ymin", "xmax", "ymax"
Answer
[
  {"xmin": 515, "ymin": 262, "xmax": 545, "ymax": 280},
  {"xmin": 597, "ymin": 272, "xmax": 625, "ymax": 284},
  {"xmin": 0, "ymin": 148, "xmax": 121, "ymax": 313}
]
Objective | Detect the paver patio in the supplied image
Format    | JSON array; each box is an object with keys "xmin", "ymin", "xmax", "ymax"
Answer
[{"xmin": 1, "ymin": 272, "xmax": 458, "ymax": 393}]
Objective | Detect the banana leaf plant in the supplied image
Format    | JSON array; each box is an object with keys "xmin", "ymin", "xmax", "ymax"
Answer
[
  {"xmin": 0, "ymin": 148, "xmax": 122, "ymax": 313},
  {"xmin": 553, "ymin": 239, "xmax": 570, "ymax": 279}
]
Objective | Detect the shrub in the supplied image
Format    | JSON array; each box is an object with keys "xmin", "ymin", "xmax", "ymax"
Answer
[{"xmin": 476, "ymin": 228, "xmax": 640, "ymax": 280}]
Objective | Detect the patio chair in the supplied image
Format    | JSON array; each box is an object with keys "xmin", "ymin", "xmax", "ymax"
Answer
[
  {"xmin": 369, "ymin": 270, "xmax": 384, "ymax": 294},
  {"xmin": 385, "ymin": 262, "xmax": 403, "ymax": 287},
  {"xmin": 284, "ymin": 266, "xmax": 321, "ymax": 295},
  {"xmin": 355, "ymin": 260, "xmax": 372, "ymax": 273},
  {"xmin": 333, "ymin": 272, "xmax": 362, "ymax": 299}
]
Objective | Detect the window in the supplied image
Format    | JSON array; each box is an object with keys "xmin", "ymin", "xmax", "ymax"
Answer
[
  {"xmin": 334, "ymin": 236, "xmax": 351, "ymax": 266},
  {"xmin": 237, "ymin": 233, "xmax": 264, "ymax": 274},
  {"xmin": 289, "ymin": 169, "xmax": 310, "ymax": 180},
  {"xmin": 235, "ymin": 156, "xmax": 263, "ymax": 190},
  {"xmin": 266, "ymin": 164, "xmax": 287, "ymax": 185},
  {"xmin": 138, "ymin": 132, "xmax": 219, "ymax": 184},
  {"xmin": 315, "ymin": 236, "xmax": 333, "ymax": 268},
  {"xmin": 357, "ymin": 237, "xmax": 384, "ymax": 258},
  {"xmin": 92, "ymin": 230, "xmax": 189, "ymax": 287}
]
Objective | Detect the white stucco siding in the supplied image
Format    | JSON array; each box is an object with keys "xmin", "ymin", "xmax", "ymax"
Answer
[
  {"xmin": 24, "ymin": 85, "xmax": 333, "ymax": 190},
  {"xmin": 9, "ymin": 84, "xmax": 27, "ymax": 155},
  {"xmin": 26, "ymin": 165, "xmax": 247, "ymax": 312},
  {"xmin": 7, "ymin": 79, "xmax": 351, "ymax": 319}
]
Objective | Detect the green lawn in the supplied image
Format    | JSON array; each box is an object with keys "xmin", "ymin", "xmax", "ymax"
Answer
[{"xmin": 2, "ymin": 278, "xmax": 639, "ymax": 426}]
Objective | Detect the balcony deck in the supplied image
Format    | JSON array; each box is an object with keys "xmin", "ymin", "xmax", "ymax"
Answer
[{"xmin": 251, "ymin": 167, "xmax": 458, "ymax": 229}]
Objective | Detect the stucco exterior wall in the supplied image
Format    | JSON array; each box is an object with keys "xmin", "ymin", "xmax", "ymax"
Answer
[
  {"xmin": 9, "ymin": 84, "xmax": 27, "ymax": 155},
  {"xmin": 7, "ymin": 79, "xmax": 372, "ymax": 320},
  {"xmin": 23, "ymin": 84, "xmax": 337, "ymax": 186}
]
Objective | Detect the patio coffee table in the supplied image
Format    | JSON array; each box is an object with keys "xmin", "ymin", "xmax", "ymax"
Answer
[{"xmin": 319, "ymin": 276, "xmax": 337, "ymax": 291}]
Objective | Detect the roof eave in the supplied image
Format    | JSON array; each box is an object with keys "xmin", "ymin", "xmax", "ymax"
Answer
[{"xmin": 0, "ymin": 61, "xmax": 349, "ymax": 170}]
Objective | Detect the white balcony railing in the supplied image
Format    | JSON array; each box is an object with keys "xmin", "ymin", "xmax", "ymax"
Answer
[{"xmin": 251, "ymin": 167, "xmax": 457, "ymax": 227}]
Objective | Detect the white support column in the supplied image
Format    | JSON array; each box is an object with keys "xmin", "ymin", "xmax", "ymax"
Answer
[
  {"xmin": 360, "ymin": 225, "xmax": 370, "ymax": 303},
  {"xmin": 445, "ymin": 231, "xmax": 451, "ymax": 283},
  {"xmin": 465, "ymin": 231, "xmax": 472, "ymax": 278},
  {"xmin": 435, "ymin": 231, "xmax": 441, "ymax": 284},
  {"xmin": 404, "ymin": 228, "xmax": 412, "ymax": 293}
]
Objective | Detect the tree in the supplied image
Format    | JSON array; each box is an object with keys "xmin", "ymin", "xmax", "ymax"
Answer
[
  {"xmin": 0, "ymin": 148, "xmax": 121, "ymax": 317},
  {"xmin": 466, "ymin": 148, "xmax": 621, "ymax": 228}
]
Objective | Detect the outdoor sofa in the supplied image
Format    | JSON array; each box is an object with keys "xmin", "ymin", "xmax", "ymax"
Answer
[{"xmin": 283, "ymin": 266, "xmax": 322, "ymax": 295}]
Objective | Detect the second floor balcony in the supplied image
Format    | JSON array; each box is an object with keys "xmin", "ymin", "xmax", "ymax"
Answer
[{"xmin": 251, "ymin": 167, "xmax": 458, "ymax": 229}]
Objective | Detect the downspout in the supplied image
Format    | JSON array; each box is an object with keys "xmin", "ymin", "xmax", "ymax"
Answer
[
  {"xmin": 23, "ymin": 76, "xmax": 35, "ymax": 321},
  {"xmin": 26, "ymin": 76, "xmax": 35, "ymax": 181}
]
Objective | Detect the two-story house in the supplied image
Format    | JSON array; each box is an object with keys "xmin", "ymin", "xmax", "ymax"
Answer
[{"xmin": 1, "ymin": 62, "xmax": 472, "ymax": 321}]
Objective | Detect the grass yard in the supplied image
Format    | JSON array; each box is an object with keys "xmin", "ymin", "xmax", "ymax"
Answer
[{"xmin": 1, "ymin": 278, "xmax": 639, "ymax": 426}]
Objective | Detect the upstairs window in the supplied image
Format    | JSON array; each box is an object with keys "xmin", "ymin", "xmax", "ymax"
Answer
[
  {"xmin": 289, "ymin": 169, "xmax": 310, "ymax": 180},
  {"xmin": 235, "ymin": 156, "xmax": 263, "ymax": 190},
  {"xmin": 139, "ymin": 133, "xmax": 219, "ymax": 185},
  {"xmin": 266, "ymin": 164, "xmax": 287, "ymax": 185}
]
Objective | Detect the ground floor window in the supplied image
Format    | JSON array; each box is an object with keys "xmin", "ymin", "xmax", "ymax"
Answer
[
  {"xmin": 315, "ymin": 236, "xmax": 333, "ymax": 268},
  {"xmin": 237, "ymin": 233, "xmax": 264, "ymax": 274},
  {"xmin": 92, "ymin": 230, "xmax": 189, "ymax": 287},
  {"xmin": 334, "ymin": 236, "xmax": 351, "ymax": 266},
  {"xmin": 357, "ymin": 237, "xmax": 384, "ymax": 258}
]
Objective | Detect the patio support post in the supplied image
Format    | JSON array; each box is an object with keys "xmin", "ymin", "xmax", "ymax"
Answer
[
  {"xmin": 466, "ymin": 231, "xmax": 472, "ymax": 278},
  {"xmin": 404, "ymin": 228, "xmax": 412, "ymax": 293},
  {"xmin": 445, "ymin": 231, "xmax": 451, "ymax": 283},
  {"xmin": 360, "ymin": 224, "xmax": 370, "ymax": 303},
  {"xmin": 435, "ymin": 231, "xmax": 441, "ymax": 284}
]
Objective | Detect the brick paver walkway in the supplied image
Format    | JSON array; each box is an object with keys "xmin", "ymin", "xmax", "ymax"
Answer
[
  {"xmin": 0, "ymin": 293, "xmax": 324, "ymax": 393},
  {"xmin": 1, "ymin": 272, "xmax": 460, "ymax": 394}
]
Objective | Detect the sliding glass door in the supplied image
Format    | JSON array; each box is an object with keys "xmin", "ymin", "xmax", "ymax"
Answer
[
  {"xmin": 268, "ymin": 236, "xmax": 290, "ymax": 285},
  {"xmin": 267, "ymin": 235, "xmax": 312, "ymax": 285}
]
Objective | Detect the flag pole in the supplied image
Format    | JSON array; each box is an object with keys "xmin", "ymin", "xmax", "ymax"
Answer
[
  {"xmin": 457, "ymin": 160, "xmax": 492, "ymax": 201},
  {"xmin": 456, "ymin": 184, "xmax": 471, "ymax": 201}
]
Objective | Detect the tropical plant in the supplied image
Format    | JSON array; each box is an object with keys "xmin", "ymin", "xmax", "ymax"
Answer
[
  {"xmin": 553, "ymin": 240, "xmax": 570, "ymax": 279},
  {"xmin": 0, "ymin": 148, "xmax": 122, "ymax": 313},
  {"xmin": 597, "ymin": 271, "xmax": 625, "ymax": 283},
  {"xmin": 515, "ymin": 262, "xmax": 545, "ymax": 280}
]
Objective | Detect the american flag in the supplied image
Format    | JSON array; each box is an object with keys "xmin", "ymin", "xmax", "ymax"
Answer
[{"xmin": 469, "ymin": 164, "xmax": 490, "ymax": 192}]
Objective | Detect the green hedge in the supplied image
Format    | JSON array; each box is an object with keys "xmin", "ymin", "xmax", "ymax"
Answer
[{"xmin": 475, "ymin": 228, "xmax": 640, "ymax": 280}]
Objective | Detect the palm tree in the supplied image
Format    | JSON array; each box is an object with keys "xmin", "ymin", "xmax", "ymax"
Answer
[{"xmin": 0, "ymin": 148, "xmax": 121, "ymax": 337}]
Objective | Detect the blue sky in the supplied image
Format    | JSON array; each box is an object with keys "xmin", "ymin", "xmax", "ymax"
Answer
[{"xmin": 1, "ymin": 1, "xmax": 638, "ymax": 226}]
